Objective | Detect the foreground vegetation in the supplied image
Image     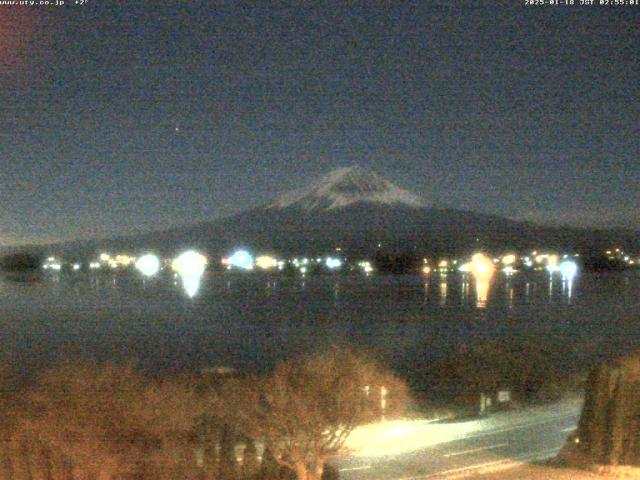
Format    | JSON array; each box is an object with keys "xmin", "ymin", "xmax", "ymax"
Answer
[
  {"xmin": 410, "ymin": 340, "xmax": 586, "ymax": 416},
  {"xmin": 0, "ymin": 349, "xmax": 407, "ymax": 480},
  {"xmin": 0, "ymin": 339, "xmax": 595, "ymax": 480}
]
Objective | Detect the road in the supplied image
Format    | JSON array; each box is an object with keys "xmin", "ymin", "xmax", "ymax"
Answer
[{"xmin": 334, "ymin": 397, "xmax": 582, "ymax": 480}]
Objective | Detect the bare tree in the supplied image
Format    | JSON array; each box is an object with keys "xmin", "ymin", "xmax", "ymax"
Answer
[
  {"xmin": 14, "ymin": 361, "xmax": 208, "ymax": 480},
  {"xmin": 136, "ymin": 374, "xmax": 210, "ymax": 480},
  {"xmin": 16, "ymin": 361, "xmax": 146, "ymax": 480},
  {"xmin": 219, "ymin": 348, "xmax": 408, "ymax": 480}
]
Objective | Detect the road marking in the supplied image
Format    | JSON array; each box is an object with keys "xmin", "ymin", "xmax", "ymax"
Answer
[
  {"xmin": 561, "ymin": 426, "xmax": 576, "ymax": 432},
  {"xmin": 395, "ymin": 447, "xmax": 561, "ymax": 480},
  {"xmin": 339, "ymin": 465, "xmax": 372, "ymax": 472},
  {"xmin": 441, "ymin": 448, "xmax": 561, "ymax": 480},
  {"xmin": 443, "ymin": 442, "xmax": 508, "ymax": 458},
  {"xmin": 459, "ymin": 414, "xmax": 577, "ymax": 440}
]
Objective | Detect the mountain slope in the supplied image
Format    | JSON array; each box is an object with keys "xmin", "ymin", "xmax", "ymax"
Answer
[
  {"xmin": 25, "ymin": 166, "xmax": 640, "ymax": 258},
  {"xmin": 270, "ymin": 166, "xmax": 426, "ymax": 211}
]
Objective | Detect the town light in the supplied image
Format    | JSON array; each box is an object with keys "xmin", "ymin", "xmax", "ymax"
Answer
[
  {"xmin": 172, "ymin": 250, "xmax": 208, "ymax": 276},
  {"xmin": 559, "ymin": 260, "xmax": 578, "ymax": 279},
  {"xmin": 135, "ymin": 254, "xmax": 160, "ymax": 277},
  {"xmin": 502, "ymin": 254, "xmax": 516, "ymax": 265},
  {"xmin": 227, "ymin": 250, "xmax": 254, "ymax": 270},
  {"xmin": 255, "ymin": 255, "xmax": 277, "ymax": 270},
  {"xmin": 172, "ymin": 250, "xmax": 208, "ymax": 298},
  {"xmin": 325, "ymin": 257, "xmax": 342, "ymax": 270},
  {"xmin": 115, "ymin": 255, "xmax": 135, "ymax": 266},
  {"xmin": 468, "ymin": 253, "xmax": 495, "ymax": 309},
  {"xmin": 359, "ymin": 261, "xmax": 374, "ymax": 274},
  {"xmin": 470, "ymin": 253, "xmax": 494, "ymax": 278}
]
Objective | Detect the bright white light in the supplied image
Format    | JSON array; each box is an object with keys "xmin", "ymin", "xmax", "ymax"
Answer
[
  {"xmin": 227, "ymin": 250, "xmax": 254, "ymax": 270},
  {"xmin": 171, "ymin": 251, "xmax": 207, "ymax": 298},
  {"xmin": 135, "ymin": 254, "xmax": 160, "ymax": 277},
  {"xmin": 325, "ymin": 257, "xmax": 342, "ymax": 270},
  {"xmin": 172, "ymin": 250, "xmax": 208, "ymax": 276},
  {"xmin": 43, "ymin": 256, "xmax": 63, "ymax": 272},
  {"xmin": 345, "ymin": 417, "xmax": 487, "ymax": 458},
  {"xmin": 89, "ymin": 262, "xmax": 101, "ymax": 270},
  {"xmin": 72, "ymin": 264, "xmax": 81, "ymax": 271},
  {"xmin": 559, "ymin": 260, "xmax": 578, "ymax": 279}
]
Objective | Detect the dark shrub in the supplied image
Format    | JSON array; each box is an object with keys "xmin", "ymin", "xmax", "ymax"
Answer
[{"xmin": 0, "ymin": 252, "xmax": 40, "ymax": 272}]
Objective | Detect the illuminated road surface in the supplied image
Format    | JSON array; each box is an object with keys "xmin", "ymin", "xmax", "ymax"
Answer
[{"xmin": 335, "ymin": 398, "xmax": 582, "ymax": 480}]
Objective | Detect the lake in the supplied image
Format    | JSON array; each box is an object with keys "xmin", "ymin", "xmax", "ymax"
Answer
[{"xmin": 1, "ymin": 269, "xmax": 639, "ymax": 382}]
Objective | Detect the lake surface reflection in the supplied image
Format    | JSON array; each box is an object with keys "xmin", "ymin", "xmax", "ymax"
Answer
[{"xmin": 1, "ymin": 270, "xmax": 639, "ymax": 378}]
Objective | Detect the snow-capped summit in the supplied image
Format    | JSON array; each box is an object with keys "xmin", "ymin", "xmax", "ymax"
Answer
[{"xmin": 271, "ymin": 166, "xmax": 426, "ymax": 211}]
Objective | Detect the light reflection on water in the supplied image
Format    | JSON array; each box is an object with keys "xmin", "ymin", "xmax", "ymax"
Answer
[
  {"xmin": 474, "ymin": 275, "xmax": 491, "ymax": 309},
  {"xmin": 439, "ymin": 276, "xmax": 447, "ymax": 306},
  {"xmin": 1, "ymin": 269, "xmax": 639, "ymax": 376},
  {"xmin": 180, "ymin": 272, "xmax": 203, "ymax": 298},
  {"xmin": 7, "ymin": 269, "xmax": 591, "ymax": 307}
]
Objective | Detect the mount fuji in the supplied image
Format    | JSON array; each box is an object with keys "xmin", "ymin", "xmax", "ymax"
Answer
[
  {"xmin": 270, "ymin": 166, "xmax": 426, "ymax": 211},
  {"xmin": 33, "ymin": 166, "xmax": 639, "ymax": 258}
]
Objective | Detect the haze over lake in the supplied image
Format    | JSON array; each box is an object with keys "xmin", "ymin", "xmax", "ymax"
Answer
[{"xmin": 2, "ymin": 270, "xmax": 638, "ymax": 383}]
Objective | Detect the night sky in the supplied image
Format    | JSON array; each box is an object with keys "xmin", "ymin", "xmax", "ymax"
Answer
[{"xmin": 1, "ymin": 2, "xmax": 638, "ymax": 246}]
